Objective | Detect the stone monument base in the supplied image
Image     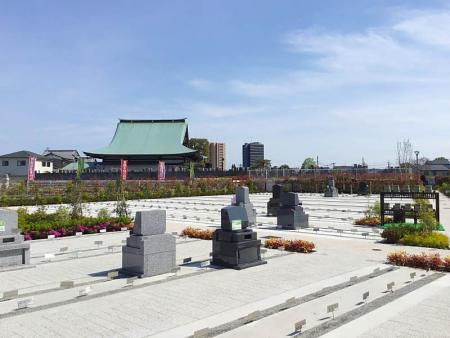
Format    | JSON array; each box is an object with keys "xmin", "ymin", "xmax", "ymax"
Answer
[{"xmin": 211, "ymin": 229, "xmax": 266, "ymax": 270}]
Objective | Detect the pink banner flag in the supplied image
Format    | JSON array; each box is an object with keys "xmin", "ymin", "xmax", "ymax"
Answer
[
  {"xmin": 27, "ymin": 156, "xmax": 36, "ymax": 181},
  {"xmin": 120, "ymin": 159, "xmax": 128, "ymax": 180},
  {"xmin": 157, "ymin": 161, "xmax": 165, "ymax": 181}
]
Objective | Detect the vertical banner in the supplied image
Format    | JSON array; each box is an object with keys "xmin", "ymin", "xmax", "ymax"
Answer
[
  {"xmin": 120, "ymin": 159, "xmax": 128, "ymax": 181},
  {"xmin": 158, "ymin": 161, "xmax": 165, "ymax": 181},
  {"xmin": 189, "ymin": 162, "xmax": 195, "ymax": 179},
  {"xmin": 76, "ymin": 158, "xmax": 85, "ymax": 179},
  {"xmin": 27, "ymin": 156, "xmax": 36, "ymax": 181}
]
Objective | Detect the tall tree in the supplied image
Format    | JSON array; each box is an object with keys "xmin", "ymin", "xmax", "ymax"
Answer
[
  {"xmin": 252, "ymin": 159, "xmax": 271, "ymax": 169},
  {"xmin": 301, "ymin": 157, "xmax": 317, "ymax": 169},
  {"xmin": 189, "ymin": 138, "xmax": 209, "ymax": 167},
  {"xmin": 396, "ymin": 139, "xmax": 413, "ymax": 169}
]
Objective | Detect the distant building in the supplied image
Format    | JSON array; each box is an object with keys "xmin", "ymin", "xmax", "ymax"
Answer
[
  {"xmin": 209, "ymin": 143, "xmax": 226, "ymax": 170},
  {"xmin": 242, "ymin": 142, "xmax": 264, "ymax": 169},
  {"xmin": 42, "ymin": 149, "xmax": 80, "ymax": 169},
  {"xmin": 419, "ymin": 157, "xmax": 450, "ymax": 184},
  {"xmin": 0, "ymin": 150, "xmax": 53, "ymax": 177},
  {"xmin": 84, "ymin": 118, "xmax": 200, "ymax": 171}
]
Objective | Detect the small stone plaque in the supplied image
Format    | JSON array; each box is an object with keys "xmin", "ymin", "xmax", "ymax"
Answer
[
  {"xmin": 295, "ymin": 319, "xmax": 306, "ymax": 332},
  {"xmin": 60, "ymin": 281, "xmax": 75, "ymax": 289}
]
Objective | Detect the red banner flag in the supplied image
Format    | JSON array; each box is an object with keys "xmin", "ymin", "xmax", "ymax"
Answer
[
  {"xmin": 157, "ymin": 161, "xmax": 165, "ymax": 181},
  {"xmin": 27, "ymin": 156, "xmax": 36, "ymax": 181},
  {"xmin": 120, "ymin": 159, "xmax": 128, "ymax": 180}
]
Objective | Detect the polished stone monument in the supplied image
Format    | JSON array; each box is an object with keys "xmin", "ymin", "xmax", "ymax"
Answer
[
  {"xmin": 211, "ymin": 205, "xmax": 266, "ymax": 269},
  {"xmin": 233, "ymin": 186, "xmax": 256, "ymax": 226},
  {"xmin": 277, "ymin": 192, "xmax": 309, "ymax": 229},
  {"xmin": 267, "ymin": 184, "xmax": 282, "ymax": 216},
  {"xmin": 0, "ymin": 209, "xmax": 30, "ymax": 268},
  {"xmin": 358, "ymin": 182, "xmax": 369, "ymax": 195},
  {"xmin": 324, "ymin": 177, "xmax": 339, "ymax": 197},
  {"xmin": 122, "ymin": 210, "xmax": 176, "ymax": 277}
]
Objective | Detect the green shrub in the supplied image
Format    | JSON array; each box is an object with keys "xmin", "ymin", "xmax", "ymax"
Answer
[
  {"xmin": 381, "ymin": 224, "xmax": 418, "ymax": 244},
  {"xmin": 97, "ymin": 208, "xmax": 110, "ymax": 221},
  {"xmin": 399, "ymin": 233, "xmax": 449, "ymax": 249}
]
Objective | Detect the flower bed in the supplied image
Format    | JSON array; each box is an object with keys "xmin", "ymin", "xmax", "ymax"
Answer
[
  {"xmin": 387, "ymin": 251, "xmax": 450, "ymax": 271},
  {"xmin": 181, "ymin": 227, "xmax": 215, "ymax": 240},
  {"xmin": 18, "ymin": 207, "xmax": 133, "ymax": 240},
  {"xmin": 264, "ymin": 238, "xmax": 315, "ymax": 253}
]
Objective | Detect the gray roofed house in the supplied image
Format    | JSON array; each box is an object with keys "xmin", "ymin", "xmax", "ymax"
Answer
[
  {"xmin": 0, "ymin": 150, "xmax": 53, "ymax": 177},
  {"xmin": 42, "ymin": 149, "xmax": 80, "ymax": 169}
]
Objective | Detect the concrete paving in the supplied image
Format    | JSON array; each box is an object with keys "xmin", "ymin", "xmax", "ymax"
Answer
[{"xmin": 0, "ymin": 193, "xmax": 448, "ymax": 337}]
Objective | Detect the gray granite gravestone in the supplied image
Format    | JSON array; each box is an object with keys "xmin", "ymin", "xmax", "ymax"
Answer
[
  {"xmin": 122, "ymin": 210, "xmax": 175, "ymax": 277},
  {"xmin": 211, "ymin": 205, "xmax": 266, "ymax": 269},
  {"xmin": 277, "ymin": 192, "xmax": 309, "ymax": 229},
  {"xmin": 324, "ymin": 177, "xmax": 339, "ymax": 197},
  {"xmin": 0, "ymin": 209, "xmax": 30, "ymax": 268},
  {"xmin": 267, "ymin": 184, "xmax": 282, "ymax": 216},
  {"xmin": 234, "ymin": 186, "xmax": 256, "ymax": 226}
]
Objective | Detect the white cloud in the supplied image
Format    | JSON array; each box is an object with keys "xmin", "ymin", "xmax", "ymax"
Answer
[
  {"xmin": 393, "ymin": 10, "xmax": 450, "ymax": 48},
  {"xmin": 187, "ymin": 78, "xmax": 212, "ymax": 89},
  {"xmin": 188, "ymin": 102, "xmax": 270, "ymax": 118},
  {"xmin": 192, "ymin": 8, "xmax": 450, "ymax": 166}
]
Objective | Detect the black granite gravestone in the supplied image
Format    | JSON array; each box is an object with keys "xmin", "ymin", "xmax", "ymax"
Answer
[
  {"xmin": 277, "ymin": 192, "xmax": 309, "ymax": 229},
  {"xmin": 211, "ymin": 206, "xmax": 266, "ymax": 270},
  {"xmin": 358, "ymin": 182, "xmax": 369, "ymax": 195},
  {"xmin": 267, "ymin": 184, "xmax": 282, "ymax": 216}
]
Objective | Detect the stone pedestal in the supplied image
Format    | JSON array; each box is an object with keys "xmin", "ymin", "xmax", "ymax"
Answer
[
  {"xmin": 277, "ymin": 192, "xmax": 309, "ymax": 229},
  {"xmin": 0, "ymin": 209, "xmax": 30, "ymax": 269},
  {"xmin": 122, "ymin": 210, "xmax": 175, "ymax": 277},
  {"xmin": 267, "ymin": 184, "xmax": 282, "ymax": 216},
  {"xmin": 324, "ymin": 178, "xmax": 339, "ymax": 197},
  {"xmin": 234, "ymin": 186, "xmax": 256, "ymax": 226},
  {"xmin": 212, "ymin": 206, "xmax": 266, "ymax": 270}
]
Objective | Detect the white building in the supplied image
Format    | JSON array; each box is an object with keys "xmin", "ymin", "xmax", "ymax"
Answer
[{"xmin": 0, "ymin": 150, "xmax": 53, "ymax": 177}]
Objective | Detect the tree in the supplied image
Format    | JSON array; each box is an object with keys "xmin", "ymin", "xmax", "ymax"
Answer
[
  {"xmin": 279, "ymin": 164, "xmax": 290, "ymax": 169},
  {"xmin": 115, "ymin": 177, "xmax": 128, "ymax": 218},
  {"xmin": 396, "ymin": 139, "xmax": 413, "ymax": 169},
  {"xmin": 189, "ymin": 138, "xmax": 209, "ymax": 167},
  {"xmin": 70, "ymin": 178, "xmax": 83, "ymax": 218},
  {"xmin": 252, "ymin": 159, "xmax": 271, "ymax": 169},
  {"xmin": 301, "ymin": 158, "xmax": 317, "ymax": 169}
]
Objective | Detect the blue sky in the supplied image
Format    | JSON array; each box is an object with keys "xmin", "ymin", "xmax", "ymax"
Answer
[{"xmin": 0, "ymin": 0, "xmax": 449, "ymax": 168}]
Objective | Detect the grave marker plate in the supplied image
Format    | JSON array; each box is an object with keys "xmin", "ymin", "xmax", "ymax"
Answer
[
  {"xmin": 295, "ymin": 319, "xmax": 306, "ymax": 332},
  {"xmin": 2, "ymin": 289, "xmax": 18, "ymax": 300},
  {"xmin": 60, "ymin": 281, "xmax": 75, "ymax": 289},
  {"xmin": 17, "ymin": 298, "xmax": 33, "ymax": 310}
]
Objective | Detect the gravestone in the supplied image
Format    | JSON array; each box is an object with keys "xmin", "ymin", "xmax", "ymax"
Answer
[
  {"xmin": 234, "ymin": 186, "xmax": 256, "ymax": 226},
  {"xmin": 211, "ymin": 205, "xmax": 266, "ymax": 270},
  {"xmin": 324, "ymin": 177, "xmax": 339, "ymax": 197},
  {"xmin": 122, "ymin": 210, "xmax": 176, "ymax": 277},
  {"xmin": 0, "ymin": 209, "xmax": 30, "ymax": 268},
  {"xmin": 357, "ymin": 182, "xmax": 369, "ymax": 195},
  {"xmin": 277, "ymin": 192, "xmax": 309, "ymax": 229},
  {"xmin": 267, "ymin": 184, "xmax": 282, "ymax": 216}
]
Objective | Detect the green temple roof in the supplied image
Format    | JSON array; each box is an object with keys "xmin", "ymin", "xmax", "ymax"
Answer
[{"xmin": 84, "ymin": 119, "xmax": 198, "ymax": 160}]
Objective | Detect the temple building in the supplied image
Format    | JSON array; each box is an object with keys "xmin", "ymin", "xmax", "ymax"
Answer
[{"xmin": 84, "ymin": 119, "xmax": 200, "ymax": 171}]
